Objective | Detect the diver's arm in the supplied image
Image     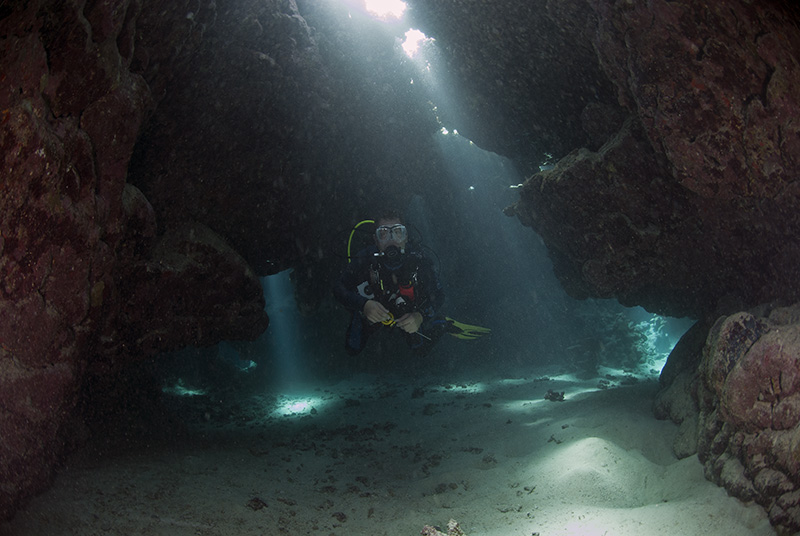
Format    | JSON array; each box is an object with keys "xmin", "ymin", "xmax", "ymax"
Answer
[
  {"xmin": 395, "ymin": 311, "xmax": 423, "ymax": 333},
  {"xmin": 333, "ymin": 259, "xmax": 370, "ymax": 312},
  {"xmin": 363, "ymin": 300, "xmax": 391, "ymax": 324}
]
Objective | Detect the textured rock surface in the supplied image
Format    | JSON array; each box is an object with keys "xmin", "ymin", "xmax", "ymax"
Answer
[
  {"xmin": 409, "ymin": 0, "xmax": 800, "ymax": 318},
  {"xmin": 657, "ymin": 303, "xmax": 800, "ymax": 534},
  {"xmin": 509, "ymin": 116, "xmax": 705, "ymax": 316},
  {"xmin": 1, "ymin": 0, "xmax": 146, "ymax": 518},
  {"xmin": 0, "ymin": 0, "xmax": 445, "ymax": 519},
  {"xmin": 116, "ymin": 220, "xmax": 269, "ymax": 356},
  {"xmin": 409, "ymin": 3, "xmax": 800, "ymax": 528},
  {"xmin": 2, "ymin": 0, "xmax": 800, "ymax": 529},
  {"xmin": 0, "ymin": 0, "xmax": 266, "ymax": 519}
]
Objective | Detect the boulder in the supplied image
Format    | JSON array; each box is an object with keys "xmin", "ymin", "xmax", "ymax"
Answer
[{"xmin": 659, "ymin": 303, "xmax": 800, "ymax": 534}]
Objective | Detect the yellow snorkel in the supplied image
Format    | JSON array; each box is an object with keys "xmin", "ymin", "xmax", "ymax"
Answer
[{"xmin": 347, "ymin": 219, "xmax": 375, "ymax": 263}]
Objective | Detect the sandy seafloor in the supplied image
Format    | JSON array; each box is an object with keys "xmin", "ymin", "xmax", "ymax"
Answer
[{"xmin": 1, "ymin": 365, "xmax": 777, "ymax": 536}]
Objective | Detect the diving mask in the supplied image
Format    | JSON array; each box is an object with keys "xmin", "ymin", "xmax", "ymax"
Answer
[{"xmin": 375, "ymin": 224, "xmax": 407, "ymax": 243}]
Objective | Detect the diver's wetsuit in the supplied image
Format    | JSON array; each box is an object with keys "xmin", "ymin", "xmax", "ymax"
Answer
[{"xmin": 333, "ymin": 244, "xmax": 446, "ymax": 356}]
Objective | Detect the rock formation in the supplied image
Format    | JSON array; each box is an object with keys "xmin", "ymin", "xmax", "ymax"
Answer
[
  {"xmin": 656, "ymin": 304, "xmax": 800, "ymax": 533},
  {"xmin": 405, "ymin": 2, "xmax": 800, "ymax": 530},
  {"xmin": 1, "ymin": 0, "xmax": 446, "ymax": 518},
  {"xmin": 0, "ymin": 0, "xmax": 267, "ymax": 519},
  {"xmin": 410, "ymin": 0, "xmax": 800, "ymax": 319}
]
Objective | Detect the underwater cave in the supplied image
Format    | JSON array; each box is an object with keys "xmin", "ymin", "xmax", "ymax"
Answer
[{"xmin": 2, "ymin": 0, "xmax": 800, "ymax": 534}]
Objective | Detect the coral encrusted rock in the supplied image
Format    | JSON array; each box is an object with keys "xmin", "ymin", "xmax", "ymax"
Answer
[{"xmin": 659, "ymin": 303, "xmax": 800, "ymax": 534}]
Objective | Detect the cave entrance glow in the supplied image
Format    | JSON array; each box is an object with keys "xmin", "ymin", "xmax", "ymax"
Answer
[
  {"xmin": 343, "ymin": 0, "xmax": 430, "ymax": 57},
  {"xmin": 364, "ymin": 0, "xmax": 406, "ymax": 19},
  {"xmin": 402, "ymin": 28, "xmax": 431, "ymax": 57},
  {"xmin": 424, "ymin": 126, "xmax": 695, "ymax": 378}
]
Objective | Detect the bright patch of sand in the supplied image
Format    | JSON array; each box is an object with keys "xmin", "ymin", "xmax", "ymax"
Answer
[{"xmin": 1, "ymin": 368, "xmax": 775, "ymax": 535}]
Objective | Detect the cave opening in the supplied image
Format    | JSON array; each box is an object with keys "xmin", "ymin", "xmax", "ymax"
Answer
[
  {"xmin": 363, "ymin": 0, "xmax": 407, "ymax": 20},
  {"xmin": 136, "ymin": 4, "xmax": 703, "ymax": 532},
  {"xmin": 401, "ymin": 28, "xmax": 431, "ymax": 57}
]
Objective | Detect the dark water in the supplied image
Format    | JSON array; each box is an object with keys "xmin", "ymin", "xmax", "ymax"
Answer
[{"xmin": 157, "ymin": 130, "xmax": 693, "ymax": 396}]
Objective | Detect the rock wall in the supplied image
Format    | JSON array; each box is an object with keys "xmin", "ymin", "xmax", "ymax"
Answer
[
  {"xmin": 409, "ymin": 0, "xmax": 800, "ymax": 319},
  {"xmin": 656, "ymin": 303, "xmax": 800, "ymax": 534},
  {"xmin": 405, "ymin": 2, "xmax": 800, "ymax": 530},
  {"xmin": 1, "ymin": 0, "xmax": 146, "ymax": 518},
  {"xmin": 0, "ymin": 0, "xmax": 267, "ymax": 519},
  {"xmin": 2, "ymin": 0, "xmax": 800, "ymax": 528},
  {"xmin": 0, "ymin": 0, "xmax": 450, "ymax": 519},
  {"xmin": 580, "ymin": 0, "xmax": 800, "ymax": 317}
]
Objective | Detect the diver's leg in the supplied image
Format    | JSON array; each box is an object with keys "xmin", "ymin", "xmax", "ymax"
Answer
[
  {"xmin": 345, "ymin": 311, "xmax": 372, "ymax": 356},
  {"xmin": 406, "ymin": 315, "xmax": 448, "ymax": 356}
]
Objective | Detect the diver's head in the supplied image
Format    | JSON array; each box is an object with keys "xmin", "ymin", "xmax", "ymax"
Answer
[
  {"xmin": 374, "ymin": 210, "xmax": 408, "ymax": 253},
  {"xmin": 374, "ymin": 210, "xmax": 408, "ymax": 270}
]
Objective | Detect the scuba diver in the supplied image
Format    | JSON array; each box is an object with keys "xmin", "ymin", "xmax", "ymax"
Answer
[{"xmin": 334, "ymin": 210, "xmax": 446, "ymax": 356}]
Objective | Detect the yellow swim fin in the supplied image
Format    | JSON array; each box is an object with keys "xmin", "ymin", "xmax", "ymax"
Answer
[{"xmin": 445, "ymin": 317, "xmax": 491, "ymax": 340}]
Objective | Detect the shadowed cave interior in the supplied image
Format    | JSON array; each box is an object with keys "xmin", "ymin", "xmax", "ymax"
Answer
[{"xmin": 2, "ymin": 0, "xmax": 800, "ymax": 534}]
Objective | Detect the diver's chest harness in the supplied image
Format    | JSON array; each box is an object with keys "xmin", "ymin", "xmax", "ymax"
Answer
[{"xmin": 356, "ymin": 253, "xmax": 422, "ymax": 316}]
